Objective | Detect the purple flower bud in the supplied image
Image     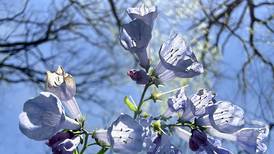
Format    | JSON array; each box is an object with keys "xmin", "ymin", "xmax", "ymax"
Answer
[
  {"xmin": 127, "ymin": 69, "xmax": 149, "ymax": 84},
  {"xmin": 189, "ymin": 129, "xmax": 208, "ymax": 151},
  {"xmin": 47, "ymin": 131, "xmax": 80, "ymax": 154}
]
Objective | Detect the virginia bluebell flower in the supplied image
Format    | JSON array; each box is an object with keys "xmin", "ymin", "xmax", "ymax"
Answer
[
  {"xmin": 46, "ymin": 66, "xmax": 81, "ymax": 119},
  {"xmin": 19, "ymin": 92, "xmax": 80, "ymax": 140},
  {"xmin": 197, "ymin": 101, "xmax": 245, "ymax": 133},
  {"xmin": 155, "ymin": 33, "xmax": 204, "ymax": 82},
  {"xmin": 235, "ymin": 123, "xmax": 269, "ymax": 153},
  {"xmin": 120, "ymin": 19, "xmax": 153, "ymax": 69},
  {"xmin": 190, "ymin": 89, "xmax": 216, "ymax": 117},
  {"xmin": 47, "ymin": 131, "xmax": 80, "ymax": 154},
  {"xmin": 175, "ymin": 127, "xmax": 232, "ymax": 154},
  {"xmin": 164, "ymin": 87, "xmax": 194, "ymax": 121},
  {"xmin": 127, "ymin": 69, "xmax": 150, "ymax": 84},
  {"xmin": 127, "ymin": 4, "xmax": 157, "ymax": 27},
  {"xmin": 93, "ymin": 114, "xmax": 144, "ymax": 154},
  {"xmin": 148, "ymin": 134, "xmax": 182, "ymax": 154}
]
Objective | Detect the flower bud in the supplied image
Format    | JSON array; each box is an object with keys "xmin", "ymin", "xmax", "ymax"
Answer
[{"xmin": 127, "ymin": 69, "xmax": 149, "ymax": 84}]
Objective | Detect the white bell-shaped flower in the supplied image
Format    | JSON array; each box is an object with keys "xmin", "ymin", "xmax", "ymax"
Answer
[
  {"xmin": 19, "ymin": 92, "xmax": 80, "ymax": 140},
  {"xmin": 46, "ymin": 66, "xmax": 81, "ymax": 119}
]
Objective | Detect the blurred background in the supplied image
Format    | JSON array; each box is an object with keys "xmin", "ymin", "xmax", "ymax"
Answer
[{"xmin": 0, "ymin": 0, "xmax": 273, "ymax": 153}]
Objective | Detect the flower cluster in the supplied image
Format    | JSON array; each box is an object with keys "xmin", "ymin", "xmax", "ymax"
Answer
[{"xmin": 19, "ymin": 4, "xmax": 269, "ymax": 154}]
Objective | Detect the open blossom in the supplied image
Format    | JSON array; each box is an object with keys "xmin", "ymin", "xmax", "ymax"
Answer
[
  {"xmin": 197, "ymin": 101, "xmax": 245, "ymax": 133},
  {"xmin": 236, "ymin": 123, "xmax": 269, "ymax": 153},
  {"xmin": 47, "ymin": 131, "xmax": 80, "ymax": 154},
  {"xmin": 93, "ymin": 114, "xmax": 144, "ymax": 154},
  {"xmin": 155, "ymin": 33, "xmax": 203, "ymax": 82},
  {"xmin": 19, "ymin": 92, "xmax": 80, "ymax": 140},
  {"xmin": 127, "ymin": 4, "xmax": 157, "ymax": 26},
  {"xmin": 120, "ymin": 19, "xmax": 152, "ymax": 69},
  {"xmin": 175, "ymin": 127, "xmax": 232, "ymax": 154},
  {"xmin": 46, "ymin": 66, "xmax": 81, "ymax": 119},
  {"xmin": 147, "ymin": 134, "xmax": 181, "ymax": 154},
  {"xmin": 120, "ymin": 4, "xmax": 157, "ymax": 70}
]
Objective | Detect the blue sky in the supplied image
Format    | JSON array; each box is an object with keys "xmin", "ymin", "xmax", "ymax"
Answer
[{"xmin": 0, "ymin": 0, "xmax": 273, "ymax": 153}]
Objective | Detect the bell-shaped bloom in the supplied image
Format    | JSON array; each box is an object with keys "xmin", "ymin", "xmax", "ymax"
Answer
[
  {"xmin": 93, "ymin": 114, "xmax": 144, "ymax": 154},
  {"xmin": 120, "ymin": 19, "xmax": 152, "ymax": 69},
  {"xmin": 175, "ymin": 128, "xmax": 231, "ymax": 154},
  {"xmin": 127, "ymin": 4, "xmax": 157, "ymax": 27},
  {"xmin": 190, "ymin": 89, "xmax": 216, "ymax": 116},
  {"xmin": 47, "ymin": 131, "xmax": 80, "ymax": 154},
  {"xmin": 156, "ymin": 33, "xmax": 203, "ymax": 81},
  {"xmin": 19, "ymin": 92, "xmax": 80, "ymax": 140},
  {"xmin": 236, "ymin": 124, "xmax": 269, "ymax": 153},
  {"xmin": 165, "ymin": 87, "xmax": 194, "ymax": 121},
  {"xmin": 148, "ymin": 135, "xmax": 181, "ymax": 154},
  {"xmin": 46, "ymin": 66, "xmax": 81, "ymax": 119},
  {"xmin": 127, "ymin": 69, "xmax": 150, "ymax": 84},
  {"xmin": 207, "ymin": 101, "xmax": 245, "ymax": 133}
]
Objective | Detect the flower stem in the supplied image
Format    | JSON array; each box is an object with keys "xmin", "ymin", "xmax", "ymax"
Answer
[
  {"xmin": 134, "ymin": 83, "xmax": 150, "ymax": 119},
  {"xmin": 80, "ymin": 130, "xmax": 89, "ymax": 154}
]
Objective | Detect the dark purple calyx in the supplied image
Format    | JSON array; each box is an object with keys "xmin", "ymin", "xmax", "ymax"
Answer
[
  {"xmin": 189, "ymin": 129, "xmax": 208, "ymax": 151},
  {"xmin": 127, "ymin": 69, "xmax": 149, "ymax": 84}
]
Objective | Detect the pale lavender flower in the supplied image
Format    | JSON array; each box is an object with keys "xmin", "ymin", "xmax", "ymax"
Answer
[
  {"xmin": 93, "ymin": 114, "xmax": 144, "ymax": 154},
  {"xmin": 127, "ymin": 69, "xmax": 150, "ymax": 84},
  {"xmin": 120, "ymin": 19, "xmax": 152, "ymax": 69},
  {"xmin": 127, "ymin": 4, "xmax": 157, "ymax": 26},
  {"xmin": 198, "ymin": 101, "xmax": 245, "ymax": 133},
  {"xmin": 47, "ymin": 132, "xmax": 80, "ymax": 154},
  {"xmin": 175, "ymin": 128, "xmax": 231, "ymax": 154},
  {"xmin": 165, "ymin": 87, "xmax": 194, "ymax": 121},
  {"xmin": 148, "ymin": 135, "xmax": 182, "ymax": 154},
  {"xmin": 156, "ymin": 33, "xmax": 203, "ymax": 82},
  {"xmin": 236, "ymin": 123, "xmax": 269, "ymax": 153},
  {"xmin": 191, "ymin": 89, "xmax": 216, "ymax": 117},
  {"xmin": 19, "ymin": 92, "xmax": 80, "ymax": 140},
  {"xmin": 46, "ymin": 66, "xmax": 81, "ymax": 119}
]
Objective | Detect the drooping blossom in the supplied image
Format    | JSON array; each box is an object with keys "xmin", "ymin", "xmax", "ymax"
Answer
[
  {"xmin": 93, "ymin": 114, "xmax": 144, "ymax": 154},
  {"xmin": 120, "ymin": 19, "xmax": 152, "ymax": 69},
  {"xmin": 19, "ymin": 92, "xmax": 80, "ymax": 140},
  {"xmin": 127, "ymin": 69, "xmax": 150, "ymax": 84},
  {"xmin": 47, "ymin": 131, "xmax": 80, "ymax": 154},
  {"xmin": 46, "ymin": 66, "xmax": 81, "ymax": 119},
  {"xmin": 155, "ymin": 33, "xmax": 204, "ymax": 82}
]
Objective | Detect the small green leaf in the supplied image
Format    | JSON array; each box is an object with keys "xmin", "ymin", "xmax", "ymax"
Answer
[
  {"xmin": 124, "ymin": 96, "xmax": 137, "ymax": 112},
  {"xmin": 97, "ymin": 148, "xmax": 108, "ymax": 154}
]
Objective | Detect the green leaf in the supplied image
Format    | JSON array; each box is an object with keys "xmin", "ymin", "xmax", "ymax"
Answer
[
  {"xmin": 97, "ymin": 148, "xmax": 108, "ymax": 154},
  {"xmin": 124, "ymin": 96, "xmax": 137, "ymax": 112}
]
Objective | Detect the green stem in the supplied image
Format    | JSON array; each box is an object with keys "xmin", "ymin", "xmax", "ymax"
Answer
[
  {"xmin": 134, "ymin": 83, "xmax": 150, "ymax": 119},
  {"xmin": 80, "ymin": 131, "xmax": 89, "ymax": 154}
]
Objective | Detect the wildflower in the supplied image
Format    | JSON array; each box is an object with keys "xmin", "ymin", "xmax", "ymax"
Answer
[
  {"xmin": 93, "ymin": 114, "xmax": 144, "ymax": 154},
  {"xmin": 46, "ymin": 66, "xmax": 81, "ymax": 119},
  {"xmin": 19, "ymin": 92, "xmax": 80, "ymax": 140},
  {"xmin": 120, "ymin": 19, "xmax": 152, "ymax": 69},
  {"xmin": 148, "ymin": 134, "xmax": 181, "ymax": 154},
  {"xmin": 127, "ymin": 4, "xmax": 157, "ymax": 27},
  {"xmin": 236, "ymin": 123, "xmax": 269, "ymax": 153},
  {"xmin": 155, "ymin": 33, "xmax": 203, "ymax": 82},
  {"xmin": 197, "ymin": 101, "xmax": 245, "ymax": 133}
]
